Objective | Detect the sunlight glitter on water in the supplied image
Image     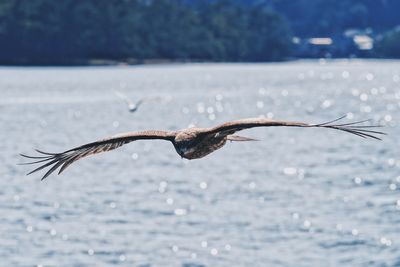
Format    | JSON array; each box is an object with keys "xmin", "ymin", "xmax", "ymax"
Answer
[{"xmin": 2, "ymin": 60, "xmax": 399, "ymax": 267}]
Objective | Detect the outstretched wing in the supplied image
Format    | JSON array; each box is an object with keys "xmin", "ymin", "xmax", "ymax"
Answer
[
  {"xmin": 114, "ymin": 90, "xmax": 135, "ymax": 108},
  {"xmin": 132, "ymin": 96, "xmax": 162, "ymax": 109},
  {"xmin": 20, "ymin": 130, "xmax": 175, "ymax": 180},
  {"xmin": 205, "ymin": 116, "xmax": 385, "ymax": 140},
  {"xmin": 134, "ymin": 98, "xmax": 145, "ymax": 108}
]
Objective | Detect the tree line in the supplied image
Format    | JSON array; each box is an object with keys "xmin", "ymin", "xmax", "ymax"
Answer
[
  {"xmin": 0, "ymin": 0, "xmax": 292, "ymax": 64},
  {"xmin": 262, "ymin": 0, "xmax": 400, "ymax": 37}
]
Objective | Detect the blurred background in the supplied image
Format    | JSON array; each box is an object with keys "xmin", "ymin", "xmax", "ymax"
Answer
[
  {"xmin": 1, "ymin": 1, "xmax": 400, "ymax": 267},
  {"xmin": 0, "ymin": 0, "xmax": 399, "ymax": 65}
]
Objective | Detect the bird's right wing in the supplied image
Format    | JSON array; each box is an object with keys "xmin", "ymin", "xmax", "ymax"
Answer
[
  {"xmin": 135, "ymin": 96, "xmax": 163, "ymax": 108},
  {"xmin": 20, "ymin": 130, "xmax": 175, "ymax": 180},
  {"xmin": 134, "ymin": 98, "xmax": 145, "ymax": 108}
]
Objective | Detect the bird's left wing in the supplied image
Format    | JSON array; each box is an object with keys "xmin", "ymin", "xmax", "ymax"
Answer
[
  {"xmin": 205, "ymin": 116, "xmax": 385, "ymax": 140},
  {"xmin": 20, "ymin": 130, "xmax": 175, "ymax": 180},
  {"xmin": 114, "ymin": 90, "xmax": 134, "ymax": 107}
]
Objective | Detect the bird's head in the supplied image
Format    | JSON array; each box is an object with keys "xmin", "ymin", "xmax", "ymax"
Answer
[
  {"xmin": 173, "ymin": 131, "xmax": 199, "ymax": 158},
  {"xmin": 173, "ymin": 139, "xmax": 193, "ymax": 153}
]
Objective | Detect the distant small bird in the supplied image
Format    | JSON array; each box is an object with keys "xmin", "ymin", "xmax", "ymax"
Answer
[
  {"xmin": 114, "ymin": 90, "xmax": 159, "ymax": 113},
  {"xmin": 20, "ymin": 116, "xmax": 384, "ymax": 180}
]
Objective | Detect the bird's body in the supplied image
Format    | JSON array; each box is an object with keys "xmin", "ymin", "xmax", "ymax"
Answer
[
  {"xmin": 173, "ymin": 128, "xmax": 228, "ymax": 159},
  {"xmin": 128, "ymin": 104, "xmax": 138, "ymax": 112},
  {"xmin": 20, "ymin": 116, "xmax": 385, "ymax": 180}
]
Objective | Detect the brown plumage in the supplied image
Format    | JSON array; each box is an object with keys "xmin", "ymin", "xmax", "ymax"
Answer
[{"xmin": 20, "ymin": 116, "xmax": 385, "ymax": 180}]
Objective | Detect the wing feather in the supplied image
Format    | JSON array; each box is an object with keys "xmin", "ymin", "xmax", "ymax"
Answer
[
  {"xmin": 205, "ymin": 116, "xmax": 385, "ymax": 140},
  {"xmin": 20, "ymin": 130, "xmax": 174, "ymax": 180}
]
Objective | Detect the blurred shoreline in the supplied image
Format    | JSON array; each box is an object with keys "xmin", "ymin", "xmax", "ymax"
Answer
[{"xmin": 1, "ymin": 57, "xmax": 399, "ymax": 67}]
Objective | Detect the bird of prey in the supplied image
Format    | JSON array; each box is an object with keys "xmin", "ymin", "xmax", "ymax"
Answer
[
  {"xmin": 114, "ymin": 90, "xmax": 160, "ymax": 113},
  {"xmin": 20, "ymin": 116, "xmax": 384, "ymax": 180}
]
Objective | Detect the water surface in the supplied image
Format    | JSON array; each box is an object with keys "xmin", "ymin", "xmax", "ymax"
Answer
[{"xmin": 1, "ymin": 60, "xmax": 399, "ymax": 266}]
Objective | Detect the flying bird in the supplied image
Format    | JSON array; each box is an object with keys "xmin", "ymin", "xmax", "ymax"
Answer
[
  {"xmin": 20, "ymin": 116, "xmax": 384, "ymax": 180},
  {"xmin": 114, "ymin": 90, "xmax": 160, "ymax": 113}
]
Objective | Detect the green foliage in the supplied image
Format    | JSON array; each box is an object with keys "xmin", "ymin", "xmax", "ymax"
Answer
[
  {"xmin": 264, "ymin": 0, "xmax": 400, "ymax": 37},
  {"xmin": 0, "ymin": 0, "xmax": 292, "ymax": 64},
  {"xmin": 375, "ymin": 29, "xmax": 400, "ymax": 58}
]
